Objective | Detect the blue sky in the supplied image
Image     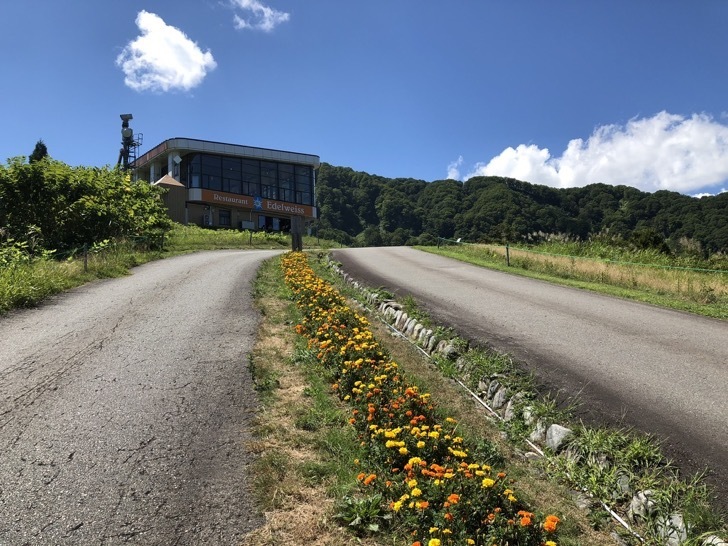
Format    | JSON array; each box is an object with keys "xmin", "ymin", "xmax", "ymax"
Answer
[{"xmin": 2, "ymin": 1, "xmax": 727, "ymax": 196}]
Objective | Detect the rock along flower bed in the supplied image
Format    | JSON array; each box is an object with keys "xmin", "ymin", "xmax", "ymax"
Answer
[{"xmin": 282, "ymin": 252, "xmax": 561, "ymax": 546}]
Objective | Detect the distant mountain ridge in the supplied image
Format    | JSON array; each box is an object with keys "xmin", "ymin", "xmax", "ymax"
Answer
[{"xmin": 315, "ymin": 163, "xmax": 728, "ymax": 254}]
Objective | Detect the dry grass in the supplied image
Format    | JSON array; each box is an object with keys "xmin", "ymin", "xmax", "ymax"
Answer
[
  {"xmin": 240, "ymin": 285, "xmax": 386, "ymax": 546},
  {"xmin": 487, "ymin": 244, "xmax": 727, "ymax": 299}
]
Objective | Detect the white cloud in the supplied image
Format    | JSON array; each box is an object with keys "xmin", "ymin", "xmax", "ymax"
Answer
[
  {"xmin": 446, "ymin": 156, "xmax": 463, "ymax": 180},
  {"xmin": 463, "ymin": 112, "xmax": 728, "ymax": 194},
  {"xmin": 693, "ymin": 188, "xmax": 727, "ymax": 198},
  {"xmin": 116, "ymin": 11, "xmax": 216, "ymax": 93},
  {"xmin": 231, "ymin": 0, "xmax": 290, "ymax": 32}
]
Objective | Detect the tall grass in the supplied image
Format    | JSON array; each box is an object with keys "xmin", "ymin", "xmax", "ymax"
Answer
[
  {"xmin": 0, "ymin": 241, "xmax": 160, "ymax": 314},
  {"xmin": 428, "ymin": 242, "xmax": 728, "ymax": 319},
  {"xmin": 165, "ymin": 224, "xmax": 290, "ymax": 251},
  {"xmin": 497, "ymin": 245, "xmax": 727, "ymax": 300}
]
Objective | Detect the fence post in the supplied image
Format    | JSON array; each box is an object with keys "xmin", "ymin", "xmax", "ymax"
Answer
[
  {"xmin": 506, "ymin": 243, "xmax": 510, "ymax": 267},
  {"xmin": 83, "ymin": 243, "xmax": 88, "ymax": 272}
]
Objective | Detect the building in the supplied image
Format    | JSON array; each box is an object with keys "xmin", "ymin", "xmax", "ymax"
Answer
[{"xmin": 133, "ymin": 137, "xmax": 320, "ymax": 233}]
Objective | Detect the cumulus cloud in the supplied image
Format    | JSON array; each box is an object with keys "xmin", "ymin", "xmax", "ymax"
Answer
[
  {"xmin": 116, "ymin": 11, "xmax": 216, "ymax": 93},
  {"xmin": 463, "ymin": 112, "xmax": 728, "ymax": 194},
  {"xmin": 231, "ymin": 0, "xmax": 290, "ymax": 32},
  {"xmin": 446, "ymin": 156, "xmax": 463, "ymax": 180}
]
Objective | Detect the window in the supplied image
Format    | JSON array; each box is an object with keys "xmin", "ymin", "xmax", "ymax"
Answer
[
  {"xmin": 203, "ymin": 174, "xmax": 221, "ymax": 191},
  {"xmin": 219, "ymin": 209, "xmax": 231, "ymax": 227},
  {"xmin": 295, "ymin": 164, "xmax": 312, "ymax": 202},
  {"xmin": 262, "ymin": 184, "xmax": 278, "ymax": 200},
  {"xmin": 279, "ymin": 163, "xmax": 294, "ymax": 190},
  {"xmin": 296, "ymin": 191, "xmax": 312, "ymax": 205},
  {"xmin": 227, "ymin": 178, "xmax": 241, "ymax": 194},
  {"xmin": 242, "ymin": 160, "xmax": 260, "ymax": 195},
  {"xmin": 222, "ymin": 157, "xmax": 241, "ymax": 175}
]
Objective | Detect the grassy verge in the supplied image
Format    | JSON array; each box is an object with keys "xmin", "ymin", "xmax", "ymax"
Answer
[
  {"xmin": 244, "ymin": 252, "xmax": 621, "ymax": 546},
  {"xmin": 243, "ymin": 256, "xmax": 381, "ymax": 545},
  {"xmin": 422, "ymin": 244, "xmax": 727, "ymax": 320},
  {"xmin": 0, "ymin": 241, "xmax": 163, "ymax": 314}
]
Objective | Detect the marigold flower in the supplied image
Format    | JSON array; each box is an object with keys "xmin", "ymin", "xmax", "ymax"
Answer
[
  {"xmin": 446, "ymin": 493, "xmax": 460, "ymax": 504},
  {"xmin": 543, "ymin": 514, "xmax": 560, "ymax": 532}
]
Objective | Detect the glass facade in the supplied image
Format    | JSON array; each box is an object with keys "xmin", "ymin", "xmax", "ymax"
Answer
[{"xmin": 181, "ymin": 153, "xmax": 314, "ymax": 206}]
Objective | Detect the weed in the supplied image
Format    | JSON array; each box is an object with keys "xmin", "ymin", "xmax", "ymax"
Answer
[{"xmin": 334, "ymin": 494, "xmax": 392, "ymax": 536}]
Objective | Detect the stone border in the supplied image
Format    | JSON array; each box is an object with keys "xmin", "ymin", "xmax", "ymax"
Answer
[{"xmin": 328, "ymin": 258, "xmax": 727, "ymax": 546}]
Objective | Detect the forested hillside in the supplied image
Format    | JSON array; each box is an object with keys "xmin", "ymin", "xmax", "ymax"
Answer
[{"xmin": 315, "ymin": 163, "xmax": 728, "ymax": 254}]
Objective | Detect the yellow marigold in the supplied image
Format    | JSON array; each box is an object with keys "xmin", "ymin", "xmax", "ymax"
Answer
[
  {"xmin": 427, "ymin": 539, "xmax": 440, "ymax": 546},
  {"xmin": 481, "ymin": 478, "xmax": 495, "ymax": 488},
  {"xmin": 411, "ymin": 488, "xmax": 422, "ymax": 497}
]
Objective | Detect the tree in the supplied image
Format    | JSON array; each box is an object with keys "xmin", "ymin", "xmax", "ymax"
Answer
[
  {"xmin": 29, "ymin": 139, "xmax": 48, "ymax": 163},
  {"xmin": 0, "ymin": 157, "xmax": 171, "ymax": 252}
]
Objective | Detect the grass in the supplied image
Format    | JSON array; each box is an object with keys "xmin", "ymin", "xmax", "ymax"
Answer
[
  {"xmin": 322, "ymin": 253, "xmax": 727, "ymax": 545},
  {"xmin": 242, "ymin": 257, "xmax": 382, "ymax": 545},
  {"xmin": 423, "ymin": 242, "xmax": 728, "ymax": 320},
  {"xmin": 0, "ymin": 240, "xmax": 162, "ymax": 314},
  {"xmin": 274, "ymin": 252, "xmax": 626, "ymax": 546}
]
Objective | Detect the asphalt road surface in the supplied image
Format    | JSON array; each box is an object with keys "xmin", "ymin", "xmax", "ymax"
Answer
[
  {"xmin": 0, "ymin": 250, "xmax": 278, "ymax": 545},
  {"xmin": 332, "ymin": 247, "xmax": 728, "ymax": 510}
]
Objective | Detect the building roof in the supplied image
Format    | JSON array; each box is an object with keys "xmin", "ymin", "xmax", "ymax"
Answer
[
  {"xmin": 134, "ymin": 137, "xmax": 320, "ymax": 170},
  {"xmin": 153, "ymin": 174, "xmax": 185, "ymax": 187}
]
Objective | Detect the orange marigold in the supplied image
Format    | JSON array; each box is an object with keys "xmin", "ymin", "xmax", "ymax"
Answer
[{"xmin": 543, "ymin": 514, "xmax": 560, "ymax": 533}]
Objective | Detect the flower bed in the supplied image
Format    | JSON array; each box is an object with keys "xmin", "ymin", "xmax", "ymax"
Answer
[{"xmin": 282, "ymin": 252, "xmax": 561, "ymax": 545}]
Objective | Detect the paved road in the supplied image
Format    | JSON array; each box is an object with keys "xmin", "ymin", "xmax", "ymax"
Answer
[
  {"xmin": 332, "ymin": 247, "xmax": 728, "ymax": 509},
  {"xmin": 0, "ymin": 250, "xmax": 278, "ymax": 545}
]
